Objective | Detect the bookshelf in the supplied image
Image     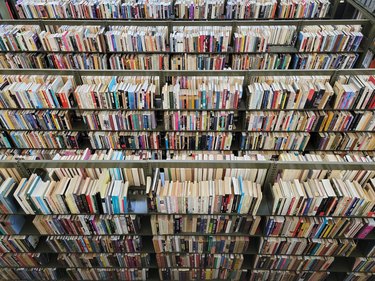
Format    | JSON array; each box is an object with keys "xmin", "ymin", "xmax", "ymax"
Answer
[
  {"xmin": 0, "ymin": 159, "xmax": 374, "ymax": 280},
  {"xmin": 0, "ymin": 1, "xmax": 374, "ymax": 280}
]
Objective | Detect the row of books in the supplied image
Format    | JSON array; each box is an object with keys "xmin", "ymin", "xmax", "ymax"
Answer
[
  {"xmin": 239, "ymin": 132, "xmax": 310, "ymax": 151},
  {"xmin": 271, "ymin": 178, "xmax": 375, "ymax": 217},
  {"xmin": 152, "ymin": 235, "xmax": 250, "ymax": 253},
  {"xmin": 0, "ymin": 25, "xmax": 41, "ymax": 52},
  {"xmin": 160, "ymin": 152, "xmax": 268, "ymax": 184},
  {"xmin": 253, "ymin": 255, "xmax": 334, "ymax": 270},
  {"xmin": 2, "ymin": 108, "xmax": 375, "ymax": 133},
  {"xmin": 247, "ymin": 76, "xmax": 375, "ymax": 110},
  {"xmin": 0, "ymin": 235, "xmax": 39, "ymax": 253},
  {"xmin": 155, "ymin": 253, "xmax": 244, "ymax": 269},
  {"xmin": 344, "ymin": 273, "xmax": 374, "ymax": 281},
  {"xmin": 170, "ymin": 26, "xmax": 231, "ymax": 53},
  {"xmin": 0, "ymin": 52, "xmax": 169, "ymax": 71},
  {"xmin": 1, "ymin": 74, "xmax": 373, "ymax": 111},
  {"xmin": 0, "ymin": 75, "xmax": 75, "ymax": 109},
  {"xmin": 162, "ymin": 76, "xmax": 243, "ymax": 110},
  {"xmin": 233, "ymin": 26, "xmax": 296, "ymax": 52},
  {"xmin": 66, "ymin": 268, "xmax": 148, "ymax": 281},
  {"xmin": 245, "ymin": 111, "xmax": 375, "ymax": 132},
  {"xmin": 265, "ymin": 216, "xmax": 375, "ymax": 239},
  {"xmin": 233, "ymin": 53, "xmax": 358, "ymax": 70},
  {"xmin": 246, "ymin": 75, "xmax": 332, "ymax": 111},
  {"xmin": 163, "ymin": 111, "xmax": 235, "ymax": 131},
  {"xmin": 75, "ymin": 77, "xmax": 157, "ymax": 110},
  {"xmin": 148, "ymin": 176, "xmax": 262, "ymax": 214},
  {"xmin": 12, "ymin": 173, "xmax": 132, "ymax": 215},
  {"xmin": 105, "ymin": 26, "xmax": 168, "ymax": 52},
  {"xmin": 2, "ymin": 130, "xmax": 375, "ymax": 152},
  {"xmin": 150, "ymin": 215, "xmax": 260, "ymax": 235},
  {"xmin": 46, "ymin": 235, "xmax": 142, "ymax": 253},
  {"xmin": 0, "ymin": 110, "xmax": 73, "ymax": 131},
  {"xmin": 82, "ymin": 111, "xmax": 157, "ymax": 131},
  {"xmin": 48, "ymin": 149, "xmax": 147, "ymax": 186},
  {"xmin": 0, "ymin": 253, "xmax": 48, "ymax": 267},
  {"xmin": 258, "ymin": 237, "xmax": 357, "ymax": 257},
  {"xmin": 1, "ymin": 24, "xmax": 364, "ymax": 54},
  {"xmin": 291, "ymin": 53, "xmax": 359, "ymax": 70},
  {"xmin": 88, "ymin": 131, "xmax": 160, "ymax": 150},
  {"xmin": 14, "ymin": 0, "xmax": 331, "ymax": 19},
  {"xmin": 33, "ymin": 215, "xmax": 140, "ymax": 235},
  {"xmin": 158, "ymin": 268, "xmax": 245, "ymax": 280},
  {"xmin": 249, "ymin": 270, "xmax": 329, "ymax": 281},
  {"xmin": 316, "ymin": 132, "xmax": 375, "ymax": 151},
  {"xmin": 58, "ymin": 253, "xmax": 150, "ymax": 268},
  {"xmin": 352, "ymin": 257, "xmax": 375, "ymax": 272},
  {"xmin": 171, "ymin": 54, "xmax": 227, "ymax": 71},
  {"xmin": 0, "ymin": 268, "xmax": 57, "ymax": 281},
  {"xmin": 297, "ymin": 25, "xmax": 363, "ymax": 52},
  {"xmin": 0, "ymin": 51, "xmax": 361, "ymax": 71},
  {"xmin": 164, "ymin": 132, "xmax": 233, "ymax": 151}
]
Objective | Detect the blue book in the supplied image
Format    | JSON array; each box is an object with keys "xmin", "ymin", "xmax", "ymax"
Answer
[
  {"xmin": 237, "ymin": 176, "xmax": 244, "ymax": 213},
  {"xmin": 314, "ymin": 217, "xmax": 327, "ymax": 238},
  {"xmin": 7, "ymin": 215, "xmax": 25, "ymax": 234},
  {"xmin": 0, "ymin": 178, "xmax": 17, "ymax": 213},
  {"xmin": 128, "ymin": 91, "xmax": 135, "ymax": 109}
]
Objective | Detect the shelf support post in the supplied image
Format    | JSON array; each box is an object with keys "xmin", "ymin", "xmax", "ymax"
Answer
[
  {"xmin": 263, "ymin": 160, "xmax": 278, "ymax": 190},
  {"xmin": 16, "ymin": 160, "xmax": 31, "ymax": 178}
]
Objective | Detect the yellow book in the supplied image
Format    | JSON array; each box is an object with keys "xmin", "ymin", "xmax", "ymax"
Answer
[{"xmin": 323, "ymin": 111, "xmax": 334, "ymax": 131}]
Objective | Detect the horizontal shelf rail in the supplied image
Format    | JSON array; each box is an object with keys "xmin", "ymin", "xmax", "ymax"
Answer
[
  {"xmin": 0, "ymin": 19, "xmax": 370, "ymax": 26},
  {"xmin": 0, "ymin": 159, "xmax": 375, "ymax": 170}
]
